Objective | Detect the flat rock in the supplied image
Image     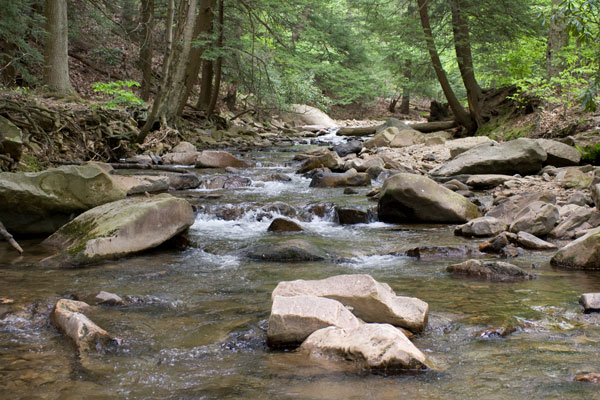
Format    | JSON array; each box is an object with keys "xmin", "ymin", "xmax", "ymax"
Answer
[
  {"xmin": 310, "ymin": 168, "xmax": 371, "ymax": 188},
  {"xmin": 51, "ymin": 299, "xmax": 116, "ymax": 352},
  {"xmin": 162, "ymin": 152, "xmax": 201, "ymax": 165},
  {"xmin": 272, "ymin": 274, "xmax": 428, "ymax": 332},
  {"xmin": 378, "ymin": 173, "xmax": 481, "ymax": 223},
  {"xmin": 536, "ymin": 139, "xmax": 581, "ymax": 167},
  {"xmin": 551, "ymin": 226, "xmax": 600, "ymax": 269},
  {"xmin": 515, "ymin": 231, "xmax": 557, "ymax": 250},
  {"xmin": 195, "ymin": 150, "xmax": 252, "ymax": 168},
  {"xmin": 168, "ymin": 173, "xmax": 202, "ymax": 190},
  {"xmin": 579, "ymin": 293, "xmax": 600, "ymax": 312},
  {"xmin": 430, "ymin": 138, "xmax": 547, "ymax": 177},
  {"xmin": 465, "ymin": 174, "xmax": 515, "ymax": 189},
  {"xmin": 112, "ymin": 174, "xmax": 170, "ymax": 195},
  {"xmin": 267, "ymin": 218, "xmax": 303, "ymax": 232},
  {"xmin": 267, "ymin": 295, "xmax": 361, "ymax": 347},
  {"xmin": 41, "ymin": 194, "xmax": 194, "ymax": 267},
  {"xmin": 447, "ymin": 136, "xmax": 496, "ymax": 159},
  {"xmin": 455, "ymin": 217, "xmax": 507, "ymax": 237},
  {"xmin": 0, "ymin": 163, "xmax": 127, "ymax": 235},
  {"xmin": 301, "ymin": 324, "xmax": 428, "ymax": 371},
  {"xmin": 447, "ymin": 259, "xmax": 537, "ymax": 281},
  {"xmin": 245, "ymin": 239, "xmax": 327, "ymax": 262},
  {"xmin": 509, "ymin": 201, "xmax": 559, "ymax": 236}
]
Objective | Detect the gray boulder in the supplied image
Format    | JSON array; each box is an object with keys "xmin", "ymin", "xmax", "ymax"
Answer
[
  {"xmin": 0, "ymin": 163, "xmax": 127, "ymax": 235},
  {"xmin": 289, "ymin": 104, "xmax": 336, "ymax": 128},
  {"xmin": 550, "ymin": 206, "xmax": 600, "ymax": 239},
  {"xmin": 447, "ymin": 259, "xmax": 537, "ymax": 281},
  {"xmin": 272, "ymin": 274, "xmax": 428, "ymax": 332},
  {"xmin": 172, "ymin": 141, "xmax": 197, "ymax": 153},
  {"xmin": 447, "ymin": 136, "xmax": 495, "ymax": 159},
  {"xmin": 112, "ymin": 174, "xmax": 170, "ymax": 195},
  {"xmin": 301, "ymin": 324, "xmax": 428, "ymax": 371},
  {"xmin": 556, "ymin": 167, "xmax": 592, "ymax": 189},
  {"xmin": 162, "ymin": 152, "xmax": 201, "ymax": 165},
  {"xmin": 298, "ymin": 151, "xmax": 342, "ymax": 173},
  {"xmin": 41, "ymin": 194, "xmax": 194, "ymax": 267},
  {"xmin": 364, "ymin": 127, "xmax": 424, "ymax": 149},
  {"xmin": 487, "ymin": 191, "xmax": 556, "ymax": 224},
  {"xmin": 310, "ymin": 168, "xmax": 371, "ymax": 188},
  {"xmin": 536, "ymin": 139, "xmax": 581, "ymax": 167},
  {"xmin": 580, "ymin": 293, "xmax": 600, "ymax": 312},
  {"xmin": 245, "ymin": 239, "xmax": 327, "ymax": 262},
  {"xmin": 430, "ymin": 138, "xmax": 547, "ymax": 177},
  {"xmin": 267, "ymin": 295, "xmax": 361, "ymax": 347},
  {"xmin": 455, "ymin": 217, "xmax": 507, "ymax": 237},
  {"xmin": 333, "ymin": 140, "xmax": 362, "ymax": 157},
  {"xmin": 508, "ymin": 201, "xmax": 559, "ymax": 236},
  {"xmin": 378, "ymin": 173, "xmax": 481, "ymax": 223},
  {"xmin": 551, "ymin": 226, "xmax": 600, "ymax": 269}
]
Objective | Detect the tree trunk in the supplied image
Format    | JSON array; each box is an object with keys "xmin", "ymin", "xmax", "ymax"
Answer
[
  {"xmin": 137, "ymin": 0, "xmax": 198, "ymax": 143},
  {"xmin": 546, "ymin": 0, "xmax": 568, "ymax": 79},
  {"xmin": 399, "ymin": 63, "xmax": 412, "ymax": 114},
  {"xmin": 139, "ymin": 0, "xmax": 154, "ymax": 101},
  {"xmin": 177, "ymin": 0, "xmax": 217, "ymax": 115},
  {"xmin": 43, "ymin": 0, "xmax": 74, "ymax": 95},
  {"xmin": 388, "ymin": 96, "xmax": 399, "ymax": 113},
  {"xmin": 207, "ymin": 0, "xmax": 224, "ymax": 117},
  {"xmin": 449, "ymin": 0, "xmax": 483, "ymax": 127},
  {"xmin": 121, "ymin": 0, "xmax": 137, "ymax": 37},
  {"xmin": 416, "ymin": 0, "xmax": 474, "ymax": 133},
  {"xmin": 197, "ymin": 60, "xmax": 214, "ymax": 110}
]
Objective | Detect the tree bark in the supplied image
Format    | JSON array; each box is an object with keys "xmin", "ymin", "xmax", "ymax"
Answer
[
  {"xmin": 546, "ymin": 0, "xmax": 568, "ymax": 79},
  {"xmin": 449, "ymin": 0, "xmax": 482, "ymax": 128},
  {"xmin": 197, "ymin": 60, "xmax": 214, "ymax": 110},
  {"xmin": 43, "ymin": 0, "xmax": 74, "ymax": 95},
  {"xmin": 177, "ymin": 0, "xmax": 217, "ymax": 115},
  {"xmin": 416, "ymin": 0, "xmax": 474, "ymax": 133},
  {"xmin": 399, "ymin": 63, "xmax": 412, "ymax": 114},
  {"xmin": 139, "ymin": 0, "xmax": 154, "ymax": 101},
  {"xmin": 207, "ymin": 0, "xmax": 224, "ymax": 117}
]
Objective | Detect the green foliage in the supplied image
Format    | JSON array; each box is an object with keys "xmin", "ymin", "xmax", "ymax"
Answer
[
  {"xmin": 576, "ymin": 142, "xmax": 600, "ymax": 165},
  {"xmin": 91, "ymin": 80, "xmax": 144, "ymax": 109}
]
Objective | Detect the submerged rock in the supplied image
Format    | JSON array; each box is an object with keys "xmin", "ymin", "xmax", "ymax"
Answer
[
  {"xmin": 74, "ymin": 291, "xmax": 125, "ymax": 306},
  {"xmin": 378, "ymin": 173, "xmax": 480, "ymax": 223},
  {"xmin": 301, "ymin": 323, "xmax": 428, "ymax": 371},
  {"xmin": 401, "ymin": 246, "xmax": 481, "ymax": 260},
  {"xmin": 245, "ymin": 239, "xmax": 328, "ymax": 262},
  {"xmin": 551, "ymin": 226, "xmax": 600, "ymax": 270},
  {"xmin": 579, "ymin": 293, "xmax": 600, "ymax": 313},
  {"xmin": 267, "ymin": 218, "xmax": 303, "ymax": 232},
  {"xmin": 0, "ymin": 163, "xmax": 126, "ymax": 235},
  {"xmin": 267, "ymin": 295, "xmax": 361, "ymax": 347},
  {"xmin": 51, "ymin": 299, "xmax": 117, "ymax": 352},
  {"xmin": 41, "ymin": 194, "xmax": 195, "ymax": 267},
  {"xmin": 272, "ymin": 274, "xmax": 428, "ymax": 332},
  {"xmin": 447, "ymin": 259, "xmax": 536, "ymax": 281},
  {"xmin": 430, "ymin": 138, "xmax": 546, "ymax": 177}
]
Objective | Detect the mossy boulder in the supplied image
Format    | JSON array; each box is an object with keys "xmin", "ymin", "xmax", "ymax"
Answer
[
  {"xmin": 0, "ymin": 163, "xmax": 127, "ymax": 235},
  {"xmin": 41, "ymin": 194, "xmax": 194, "ymax": 267},
  {"xmin": 378, "ymin": 173, "xmax": 481, "ymax": 223}
]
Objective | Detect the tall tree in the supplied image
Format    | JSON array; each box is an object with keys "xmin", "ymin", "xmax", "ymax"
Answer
[
  {"xmin": 43, "ymin": 0, "xmax": 74, "ymax": 95},
  {"xmin": 207, "ymin": 0, "xmax": 224, "ymax": 117},
  {"xmin": 546, "ymin": 0, "xmax": 568, "ymax": 79},
  {"xmin": 139, "ymin": 0, "xmax": 154, "ymax": 101},
  {"xmin": 416, "ymin": 0, "xmax": 474, "ymax": 132}
]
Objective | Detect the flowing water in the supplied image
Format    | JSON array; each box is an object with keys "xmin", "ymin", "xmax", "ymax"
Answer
[{"xmin": 1, "ymin": 139, "xmax": 600, "ymax": 399}]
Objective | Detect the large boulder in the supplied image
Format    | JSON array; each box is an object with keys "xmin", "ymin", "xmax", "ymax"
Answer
[
  {"xmin": 455, "ymin": 217, "xmax": 507, "ymax": 237},
  {"xmin": 508, "ymin": 201, "xmax": 559, "ymax": 236},
  {"xmin": 0, "ymin": 163, "xmax": 127, "ymax": 235},
  {"xmin": 245, "ymin": 239, "xmax": 328, "ymax": 262},
  {"xmin": 172, "ymin": 141, "xmax": 197, "ymax": 153},
  {"xmin": 298, "ymin": 151, "xmax": 342, "ymax": 173},
  {"xmin": 364, "ymin": 127, "xmax": 424, "ymax": 149},
  {"xmin": 430, "ymin": 138, "xmax": 547, "ymax": 177},
  {"xmin": 0, "ymin": 116, "xmax": 23, "ymax": 162},
  {"xmin": 550, "ymin": 207, "xmax": 600, "ymax": 239},
  {"xmin": 447, "ymin": 259, "xmax": 537, "ymax": 281},
  {"xmin": 309, "ymin": 168, "xmax": 371, "ymax": 188},
  {"xmin": 272, "ymin": 274, "xmax": 428, "ymax": 332},
  {"xmin": 51, "ymin": 299, "xmax": 117, "ymax": 352},
  {"xmin": 41, "ymin": 194, "xmax": 194, "ymax": 267},
  {"xmin": 267, "ymin": 295, "xmax": 361, "ymax": 347},
  {"xmin": 301, "ymin": 324, "xmax": 428, "ymax": 371},
  {"xmin": 487, "ymin": 191, "xmax": 556, "ymax": 224},
  {"xmin": 447, "ymin": 136, "xmax": 496, "ymax": 159},
  {"xmin": 290, "ymin": 104, "xmax": 336, "ymax": 128},
  {"xmin": 551, "ymin": 226, "xmax": 600, "ymax": 269},
  {"xmin": 195, "ymin": 150, "xmax": 252, "ymax": 168},
  {"xmin": 536, "ymin": 139, "xmax": 581, "ymax": 167},
  {"xmin": 378, "ymin": 173, "xmax": 481, "ymax": 223},
  {"xmin": 556, "ymin": 167, "xmax": 592, "ymax": 189}
]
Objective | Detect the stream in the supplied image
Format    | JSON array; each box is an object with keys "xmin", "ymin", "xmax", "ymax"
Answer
[{"xmin": 1, "ymin": 136, "xmax": 600, "ymax": 399}]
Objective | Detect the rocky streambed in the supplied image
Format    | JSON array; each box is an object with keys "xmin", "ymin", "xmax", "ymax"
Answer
[{"xmin": 1, "ymin": 122, "xmax": 600, "ymax": 399}]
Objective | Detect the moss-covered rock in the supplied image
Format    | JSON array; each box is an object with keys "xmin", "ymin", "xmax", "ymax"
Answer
[
  {"xmin": 0, "ymin": 163, "xmax": 127, "ymax": 235},
  {"xmin": 41, "ymin": 194, "xmax": 194, "ymax": 267}
]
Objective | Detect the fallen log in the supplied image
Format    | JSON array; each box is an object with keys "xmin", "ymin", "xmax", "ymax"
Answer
[
  {"xmin": 336, "ymin": 126, "xmax": 377, "ymax": 136},
  {"xmin": 108, "ymin": 163, "xmax": 189, "ymax": 173},
  {"xmin": 409, "ymin": 120, "xmax": 458, "ymax": 133},
  {"xmin": 0, "ymin": 221, "xmax": 23, "ymax": 254}
]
